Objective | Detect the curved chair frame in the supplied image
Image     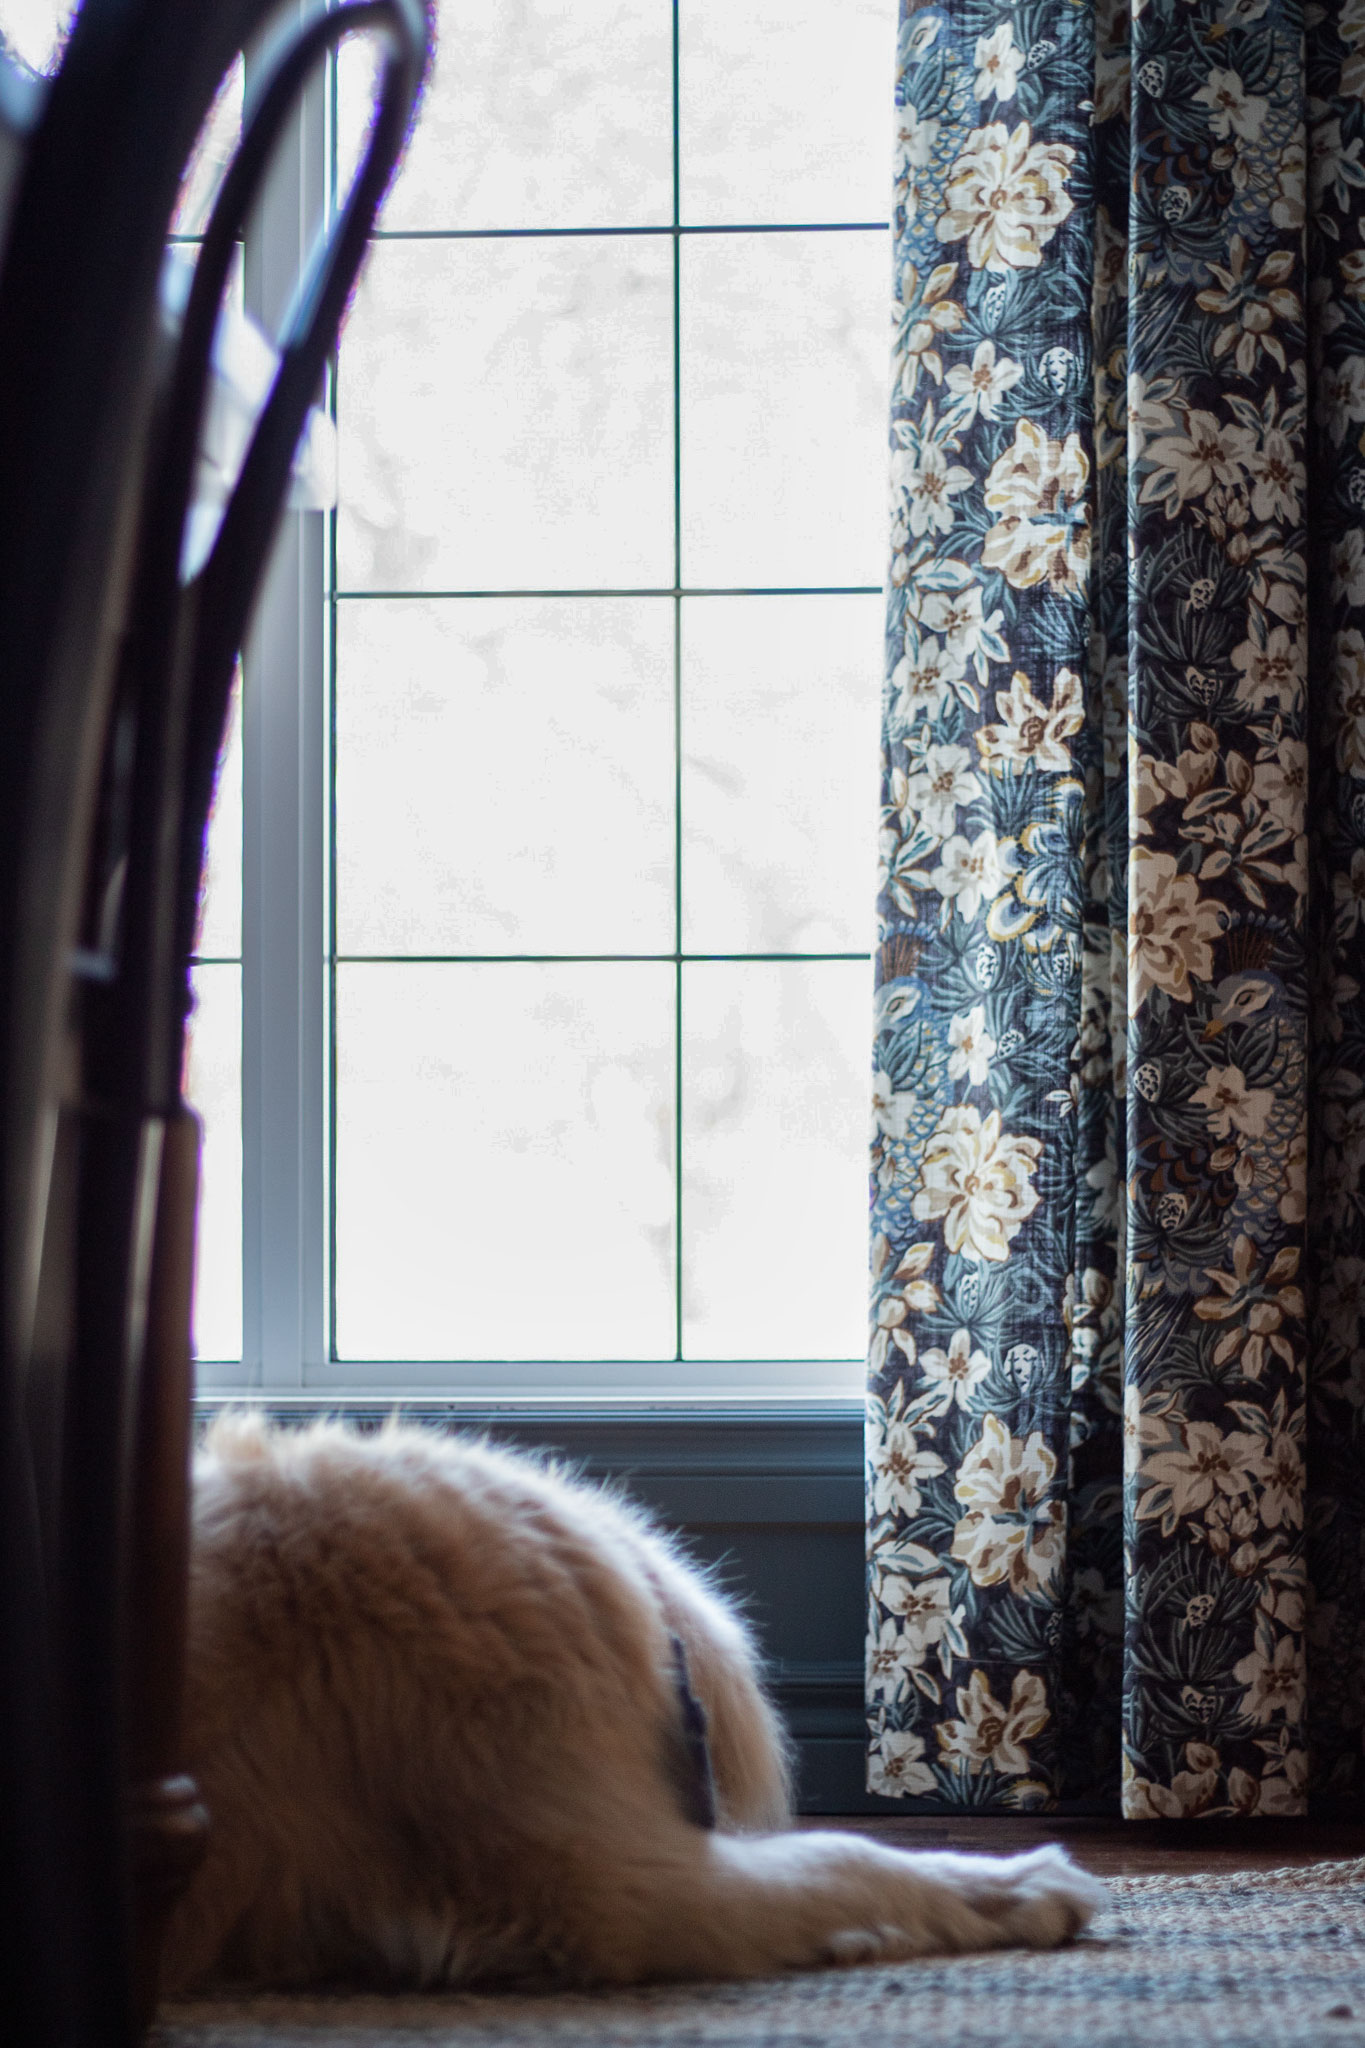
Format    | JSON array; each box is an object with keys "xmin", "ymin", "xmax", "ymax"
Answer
[{"xmin": 0, "ymin": 2, "xmax": 429, "ymax": 2039}]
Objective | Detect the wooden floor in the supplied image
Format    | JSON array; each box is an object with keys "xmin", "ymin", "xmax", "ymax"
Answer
[{"xmin": 804, "ymin": 1814, "xmax": 1365, "ymax": 1877}]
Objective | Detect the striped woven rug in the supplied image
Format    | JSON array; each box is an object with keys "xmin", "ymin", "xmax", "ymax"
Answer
[{"xmin": 154, "ymin": 1857, "xmax": 1365, "ymax": 2048}]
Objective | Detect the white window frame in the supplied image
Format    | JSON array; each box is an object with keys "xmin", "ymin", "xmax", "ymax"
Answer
[{"xmin": 197, "ymin": 3, "xmax": 875, "ymax": 1409}]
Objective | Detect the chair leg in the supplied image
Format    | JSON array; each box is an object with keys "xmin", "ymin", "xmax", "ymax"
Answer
[{"xmin": 125, "ymin": 1109, "xmax": 208, "ymax": 2033}]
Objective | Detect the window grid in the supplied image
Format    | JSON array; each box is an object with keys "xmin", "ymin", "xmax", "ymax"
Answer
[{"xmin": 324, "ymin": 2, "xmax": 887, "ymax": 1369}]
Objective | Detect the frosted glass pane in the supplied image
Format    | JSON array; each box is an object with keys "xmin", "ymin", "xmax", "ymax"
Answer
[
  {"xmin": 335, "ymin": 33, "xmax": 381, "ymax": 216},
  {"xmin": 682, "ymin": 595, "xmax": 880, "ymax": 953},
  {"xmin": 339, "ymin": 0, "xmax": 670, "ymax": 231},
  {"xmin": 681, "ymin": 232, "xmax": 888, "ymax": 588},
  {"xmin": 682, "ymin": 962, "xmax": 867, "ymax": 1358},
  {"xmin": 195, "ymin": 668, "xmax": 241, "ymax": 959},
  {"xmin": 336, "ymin": 599, "xmax": 673, "ymax": 955},
  {"xmin": 681, "ymin": 0, "xmax": 897, "ymax": 226},
  {"xmin": 335, "ymin": 963, "xmax": 675, "ymax": 1358},
  {"xmin": 185, "ymin": 965, "xmax": 242, "ymax": 1362},
  {"xmin": 337, "ymin": 238, "xmax": 673, "ymax": 592},
  {"xmin": 0, "ymin": 0, "xmax": 74, "ymax": 73},
  {"xmin": 172, "ymin": 55, "xmax": 244, "ymax": 237}
]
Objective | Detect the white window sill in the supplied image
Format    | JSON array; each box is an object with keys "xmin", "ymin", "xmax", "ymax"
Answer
[{"xmin": 193, "ymin": 1356, "xmax": 866, "ymax": 1406}]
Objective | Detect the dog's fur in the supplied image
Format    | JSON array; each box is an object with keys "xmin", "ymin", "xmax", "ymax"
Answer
[{"xmin": 161, "ymin": 1415, "xmax": 1104, "ymax": 1992}]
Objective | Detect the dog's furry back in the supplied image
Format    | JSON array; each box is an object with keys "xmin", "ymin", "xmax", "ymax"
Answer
[{"xmin": 162, "ymin": 1416, "xmax": 1102, "ymax": 1992}]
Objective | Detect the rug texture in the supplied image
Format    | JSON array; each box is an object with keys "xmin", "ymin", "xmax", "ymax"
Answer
[{"xmin": 153, "ymin": 1856, "xmax": 1365, "ymax": 2048}]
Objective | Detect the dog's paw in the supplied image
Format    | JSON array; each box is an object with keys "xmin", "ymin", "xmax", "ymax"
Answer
[
  {"xmin": 961, "ymin": 1845, "xmax": 1106, "ymax": 1947},
  {"xmin": 821, "ymin": 1924, "xmax": 905, "ymax": 1967}
]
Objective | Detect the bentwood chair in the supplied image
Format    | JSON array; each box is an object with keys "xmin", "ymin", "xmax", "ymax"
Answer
[{"xmin": 0, "ymin": 3, "xmax": 429, "ymax": 2039}]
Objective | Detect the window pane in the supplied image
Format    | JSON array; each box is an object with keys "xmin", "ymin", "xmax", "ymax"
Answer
[
  {"xmin": 335, "ymin": 963, "xmax": 675, "ymax": 1359},
  {"xmin": 185, "ymin": 964, "xmax": 242, "ymax": 1362},
  {"xmin": 337, "ymin": 237, "xmax": 674, "ymax": 592},
  {"xmin": 338, "ymin": 0, "xmax": 671, "ymax": 232},
  {"xmin": 195, "ymin": 668, "xmax": 241, "ymax": 959},
  {"xmin": 680, "ymin": 0, "xmax": 897, "ymax": 226},
  {"xmin": 0, "ymin": 0, "xmax": 74, "ymax": 73},
  {"xmin": 681, "ymin": 595, "xmax": 880, "ymax": 953},
  {"xmin": 336, "ymin": 598, "xmax": 673, "ymax": 955},
  {"xmin": 682, "ymin": 961, "xmax": 868, "ymax": 1359},
  {"xmin": 680, "ymin": 231, "xmax": 888, "ymax": 588}
]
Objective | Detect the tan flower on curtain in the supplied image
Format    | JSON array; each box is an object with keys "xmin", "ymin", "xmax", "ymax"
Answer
[
  {"xmin": 936, "ymin": 1670, "xmax": 1050, "ymax": 1774},
  {"xmin": 868, "ymin": 0, "xmax": 1365, "ymax": 1817},
  {"xmin": 981, "ymin": 420, "xmax": 1090, "ymax": 591},
  {"xmin": 950, "ymin": 1415, "xmax": 1065, "ymax": 1595},
  {"xmin": 935, "ymin": 122, "xmax": 1075, "ymax": 271},
  {"xmin": 910, "ymin": 1107, "xmax": 1041, "ymax": 1261}
]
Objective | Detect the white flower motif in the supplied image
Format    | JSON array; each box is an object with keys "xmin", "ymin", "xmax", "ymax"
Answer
[
  {"xmin": 1311, "ymin": 116, "xmax": 1365, "ymax": 213},
  {"xmin": 908, "ymin": 578, "xmax": 1005, "ymax": 669},
  {"xmin": 871, "ymin": 1067, "xmax": 913, "ymax": 1139},
  {"xmin": 976, "ymin": 667, "xmax": 1083, "ymax": 775},
  {"xmin": 1230, "ymin": 623, "xmax": 1303, "ymax": 711},
  {"xmin": 973, "ymin": 23, "xmax": 1024, "ymax": 102},
  {"xmin": 1129, "ymin": 849, "xmax": 1224, "ymax": 1006},
  {"xmin": 891, "ymin": 434, "xmax": 975, "ymax": 538},
  {"xmin": 1332, "ymin": 628, "xmax": 1365, "ymax": 778},
  {"xmin": 947, "ymin": 1005, "xmax": 997, "ymax": 1086},
  {"xmin": 944, "ymin": 338, "xmax": 1025, "ymax": 420},
  {"xmin": 868, "ymin": 1418, "xmax": 947, "ymax": 1519},
  {"xmin": 952, "ymin": 1414, "xmax": 1064, "ymax": 1601},
  {"xmin": 930, "ymin": 829, "xmax": 1012, "ymax": 921},
  {"xmin": 937, "ymin": 1667, "xmax": 1050, "ymax": 1775},
  {"xmin": 880, "ymin": 1572, "xmax": 961, "ymax": 1664},
  {"xmin": 1232, "ymin": 1632, "xmax": 1305, "ymax": 1726},
  {"xmin": 1245, "ymin": 428, "xmax": 1302, "ymax": 524},
  {"xmin": 1335, "ymin": 849, "xmax": 1365, "ymax": 934},
  {"xmin": 894, "ymin": 272, "xmax": 966, "ymax": 404},
  {"xmin": 982, "ymin": 419, "xmax": 1090, "ymax": 592},
  {"xmin": 1334, "ymin": 527, "xmax": 1365, "ymax": 606},
  {"xmin": 1320, "ymin": 356, "xmax": 1365, "ymax": 445},
  {"xmin": 1140, "ymin": 1419, "xmax": 1269, "ymax": 1526},
  {"xmin": 1194, "ymin": 68, "xmax": 1269, "ymax": 143},
  {"xmin": 869, "ymin": 1727, "xmax": 937, "ymax": 1797},
  {"xmin": 892, "ymin": 635, "xmax": 963, "ymax": 729},
  {"xmin": 1138, "ymin": 410, "xmax": 1255, "ymax": 513},
  {"xmin": 894, "ymin": 102, "xmax": 940, "ymax": 172},
  {"xmin": 869, "ymin": 1298, "xmax": 917, "ymax": 1378},
  {"xmin": 911, "ymin": 1106, "xmax": 1042, "ymax": 1263},
  {"xmin": 935, "ymin": 121, "xmax": 1075, "ymax": 272},
  {"xmin": 901, "ymin": 743, "xmax": 981, "ymax": 839},
  {"xmin": 919, "ymin": 1327, "xmax": 992, "ymax": 1411},
  {"xmin": 1190, "ymin": 1063, "xmax": 1275, "ymax": 1140},
  {"xmin": 867, "ymin": 1617, "xmax": 913, "ymax": 1702}
]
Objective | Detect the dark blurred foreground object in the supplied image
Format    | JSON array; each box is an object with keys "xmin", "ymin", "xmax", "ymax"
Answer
[{"xmin": 0, "ymin": 3, "xmax": 430, "ymax": 2040}]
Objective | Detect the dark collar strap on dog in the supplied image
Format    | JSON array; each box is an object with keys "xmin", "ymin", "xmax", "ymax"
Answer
[{"xmin": 669, "ymin": 1632, "xmax": 718, "ymax": 1831}]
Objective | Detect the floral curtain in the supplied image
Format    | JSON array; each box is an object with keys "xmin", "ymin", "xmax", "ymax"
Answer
[{"xmin": 866, "ymin": 0, "xmax": 1365, "ymax": 1816}]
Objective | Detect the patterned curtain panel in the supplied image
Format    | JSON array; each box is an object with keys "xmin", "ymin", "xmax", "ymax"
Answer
[{"xmin": 867, "ymin": 0, "xmax": 1365, "ymax": 1816}]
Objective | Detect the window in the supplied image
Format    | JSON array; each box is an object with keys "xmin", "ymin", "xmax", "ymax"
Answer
[{"xmin": 181, "ymin": 0, "xmax": 897, "ymax": 1401}]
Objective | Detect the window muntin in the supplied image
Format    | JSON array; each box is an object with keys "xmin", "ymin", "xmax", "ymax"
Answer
[{"xmin": 187, "ymin": 0, "xmax": 896, "ymax": 1393}]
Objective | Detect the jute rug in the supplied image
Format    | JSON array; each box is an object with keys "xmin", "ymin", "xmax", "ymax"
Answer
[{"xmin": 153, "ymin": 1856, "xmax": 1365, "ymax": 2048}]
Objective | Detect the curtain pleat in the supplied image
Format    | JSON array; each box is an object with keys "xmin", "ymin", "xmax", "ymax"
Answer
[
  {"xmin": 1307, "ymin": 0, "xmax": 1365, "ymax": 1811},
  {"xmin": 868, "ymin": 0, "xmax": 1365, "ymax": 1815}
]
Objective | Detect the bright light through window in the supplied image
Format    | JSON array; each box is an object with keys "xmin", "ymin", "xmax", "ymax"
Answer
[{"xmin": 186, "ymin": 0, "xmax": 897, "ymax": 1381}]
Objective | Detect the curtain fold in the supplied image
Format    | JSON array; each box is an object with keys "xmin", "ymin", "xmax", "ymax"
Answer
[{"xmin": 867, "ymin": 0, "xmax": 1365, "ymax": 1815}]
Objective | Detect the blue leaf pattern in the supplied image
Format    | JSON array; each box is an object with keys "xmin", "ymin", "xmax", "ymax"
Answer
[{"xmin": 869, "ymin": 0, "xmax": 1365, "ymax": 1815}]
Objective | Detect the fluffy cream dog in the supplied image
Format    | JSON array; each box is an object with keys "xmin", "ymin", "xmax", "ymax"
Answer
[{"xmin": 161, "ymin": 1415, "xmax": 1104, "ymax": 1991}]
